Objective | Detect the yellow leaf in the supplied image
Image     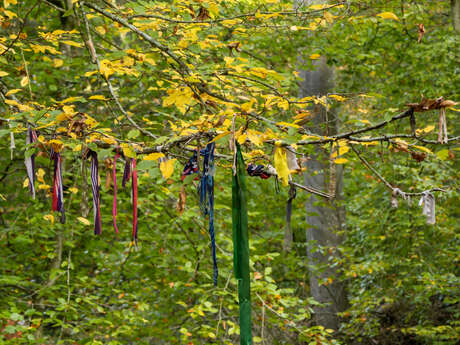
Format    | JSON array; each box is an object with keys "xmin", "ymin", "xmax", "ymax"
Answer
[
  {"xmin": 61, "ymin": 40, "xmax": 83, "ymax": 47},
  {"xmin": 449, "ymin": 108, "xmax": 460, "ymax": 112},
  {"xmin": 274, "ymin": 144, "xmax": 290, "ymax": 186},
  {"xmin": 43, "ymin": 214, "xmax": 54, "ymax": 224},
  {"xmin": 246, "ymin": 129, "xmax": 262, "ymax": 147},
  {"xmin": 121, "ymin": 143, "xmax": 136, "ymax": 158},
  {"xmin": 53, "ymin": 58, "xmax": 64, "ymax": 67},
  {"xmin": 73, "ymin": 144, "xmax": 82, "ymax": 152},
  {"xmin": 210, "ymin": 131, "xmax": 230, "ymax": 143},
  {"xmin": 5, "ymin": 88, "xmax": 21, "ymax": 96},
  {"xmin": 412, "ymin": 145, "xmax": 432, "ymax": 154},
  {"xmin": 376, "ymin": 12, "xmax": 399, "ymax": 20},
  {"xmin": 89, "ymin": 95, "xmax": 108, "ymax": 101},
  {"xmin": 324, "ymin": 11, "xmax": 334, "ymax": 23},
  {"xmin": 144, "ymin": 152, "xmax": 165, "ymax": 161},
  {"xmin": 69, "ymin": 187, "xmax": 78, "ymax": 193},
  {"xmin": 276, "ymin": 121, "xmax": 300, "ymax": 128},
  {"xmin": 328, "ymin": 94, "xmax": 346, "ymax": 102},
  {"xmin": 62, "ymin": 105, "xmax": 76, "ymax": 115},
  {"xmin": 0, "ymin": 71, "xmax": 9, "ymax": 77},
  {"xmin": 160, "ymin": 159, "xmax": 176, "ymax": 179},
  {"xmin": 4, "ymin": 99, "xmax": 20, "ymax": 107},
  {"xmin": 3, "ymin": 9, "xmax": 16, "ymax": 18},
  {"xmin": 38, "ymin": 184, "xmax": 50, "ymax": 190},
  {"xmin": 334, "ymin": 158, "xmax": 348, "ymax": 164},
  {"xmin": 77, "ymin": 217, "xmax": 91, "ymax": 225},
  {"xmin": 23, "ymin": 178, "xmax": 29, "ymax": 188},
  {"xmin": 309, "ymin": 4, "xmax": 328, "ymax": 10},
  {"xmin": 237, "ymin": 133, "xmax": 247, "ymax": 145},
  {"xmin": 4, "ymin": 0, "xmax": 18, "ymax": 8},
  {"xmin": 37, "ymin": 168, "xmax": 45, "ymax": 182},
  {"xmin": 20, "ymin": 76, "xmax": 29, "ymax": 87},
  {"xmin": 309, "ymin": 53, "xmax": 321, "ymax": 59}
]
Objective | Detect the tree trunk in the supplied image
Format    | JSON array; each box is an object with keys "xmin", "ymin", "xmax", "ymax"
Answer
[
  {"xmin": 298, "ymin": 45, "xmax": 347, "ymax": 332},
  {"xmin": 453, "ymin": 0, "xmax": 460, "ymax": 32}
]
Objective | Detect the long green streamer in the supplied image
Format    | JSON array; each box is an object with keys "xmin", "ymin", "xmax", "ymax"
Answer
[{"xmin": 232, "ymin": 144, "xmax": 252, "ymax": 345}]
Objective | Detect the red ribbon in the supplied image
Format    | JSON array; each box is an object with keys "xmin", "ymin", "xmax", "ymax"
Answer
[
  {"xmin": 113, "ymin": 151, "xmax": 120, "ymax": 234},
  {"xmin": 132, "ymin": 159, "xmax": 138, "ymax": 245}
]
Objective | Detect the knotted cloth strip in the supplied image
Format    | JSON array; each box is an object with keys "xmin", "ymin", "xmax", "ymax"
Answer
[
  {"xmin": 88, "ymin": 150, "xmax": 102, "ymax": 235},
  {"xmin": 181, "ymin": 150, "xmax": 199, "ymax": 181},
  {"xmin": 419, "ymin": 191, "xmax": 435, "ymax": 224},
  {"xmin": 131, "ymin": 158, "xmax": 138, "ymax": 245},
  {"xmin": 112, "ymin": 151, "xmax": 120, "ymax": 234},
  {"xmin": 122, "ymin": 158, "xmax": 131, "ymax": 188},
  {"xmin": 24, "ymin": 126, "xmax": 38, "ymax": 199},
  {"xmin": 199, "ymin": 142, "xmax": 218, "ymax": 286},
  {"xmin": 232, "ymin": 143, "xmax": 252, "ymax": 345},
  {"xmin": 51, "ymin": 149, "xmax": 65, "ymax": 223}
]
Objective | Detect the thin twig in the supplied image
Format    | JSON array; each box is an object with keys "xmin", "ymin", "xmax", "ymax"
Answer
[{"xmin": 351, "ymin": 144, "xmax": 447, "ymax": 196}]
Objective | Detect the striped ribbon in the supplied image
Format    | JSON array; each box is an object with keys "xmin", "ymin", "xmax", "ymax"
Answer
[
  {"xmin": 24, "ymin": 126, "xmax": 38, "ymax": 199},
  {"xmin": 199, "ymin": 142, "xmax": 218, "ymax": 286},
  {"xmin": 112, "ymin": 151, "xmax": 120, "ymax": 234},
  {"xmin": 51, "ymin": 150, "xmax": 65, "ymax": 223},
  {"xmin": 131, "ymin": 158, "xmax": 138, "ymax": 245},
  {"xmin": 88, "ymin": 150, "xmax": 102, "ymax": 235}
]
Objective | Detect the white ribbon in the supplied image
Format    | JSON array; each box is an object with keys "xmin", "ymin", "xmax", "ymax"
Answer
[{"xmin": 418, "ymin": 191, "xmax": 435, "ymax": 224}]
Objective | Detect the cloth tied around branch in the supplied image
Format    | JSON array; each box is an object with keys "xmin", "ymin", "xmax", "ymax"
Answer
[{"xmin": 419, "ymin": 191, "xmax": 435, "ymax": 225}]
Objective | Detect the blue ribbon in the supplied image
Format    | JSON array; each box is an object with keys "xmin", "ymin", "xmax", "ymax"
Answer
[{"xmin": 199, "ymin": 142, "xmax": 218, "ymax": 286}]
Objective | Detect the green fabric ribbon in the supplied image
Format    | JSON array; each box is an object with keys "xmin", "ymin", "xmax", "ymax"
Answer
[{"xmin": 232, "ymin": 143, "xmax": 252, "ymax": 345}]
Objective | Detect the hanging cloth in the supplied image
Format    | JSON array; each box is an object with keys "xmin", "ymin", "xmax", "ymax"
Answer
[
  {"xmin": 112, "ymin": 151, "xmax": 120, "ymax": 234},
  {"xmin": 51, "ymin": 149, "xmax": 65, "ymax": 223},
  {"xmin": 284, "ymin": 184, "xmax": 297, "ymax": 252},
  {"xmin": 122, "ymin": 158, "xmax": 131, "ymax": 188},
  {"xmin": 419, "ymin": 191, "xmax": 435, "ymax": 224},
  {"xmin": 24, "ymin": 126, "xmax": 38, "ymax": 199},
  {"xmin": 181, "ymin": 150, "xmax": 199, "ymax": 181},
  {"xmin": 131, "ymin": 158, "xmax": 138, "ymax": 245},
  {"xmin": 246, "ymin": 164, "xmax": 271, "ymax": 179},
  {"xmin": 232, "ymin": 143, "xmax": 252, "ymax": 345},
  {"xmin": 199, "ymin": 142, "xmax": 218, "ymax": 286},
  {"xmin": 88, "ymin": 150, "xmax": 102, "ymax": 235}
]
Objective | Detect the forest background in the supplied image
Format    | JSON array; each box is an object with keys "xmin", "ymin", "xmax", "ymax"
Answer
[{"xmin": 0, "ymin": 0, "xmax": 459, "ymax": 344}]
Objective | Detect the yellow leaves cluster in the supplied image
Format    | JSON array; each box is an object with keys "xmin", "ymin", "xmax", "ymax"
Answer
[
  {"xmin": 162, "ymin": 87, "xmax": 194, "ymax": 114},
  {"xmin": 29, "ymin": 44, "xmax": 60, "ymax": 55},
  {"xmin": 95, "ymin": 58, "xmax": 139, "ymax": 79}
]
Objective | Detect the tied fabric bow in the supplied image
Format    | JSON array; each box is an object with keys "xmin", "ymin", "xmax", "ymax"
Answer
[
  {"xmin": 88, "ymin": 150, "xmax": 102, "ymax": 235},
  {"xmin": 419, "ymin": 191, "xmax": 435, "ymax": 224},
  {"xmin": 181, "ymin": 150, "xmax": 199, "ymax": 181},
  {"xmin": 24, "ymin": 126, "xmax": 38, "ymax": 199},
  {"xmin": 51, "ymin": 148, "xmax": 65, "ymax": 224},
  {"xmin": 199, "ymin": 142, "xmax": 218, "ymax": 286},
  {"xmin": 246, "ymin": 163, "xmax": 272, "ymax": 179}
]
